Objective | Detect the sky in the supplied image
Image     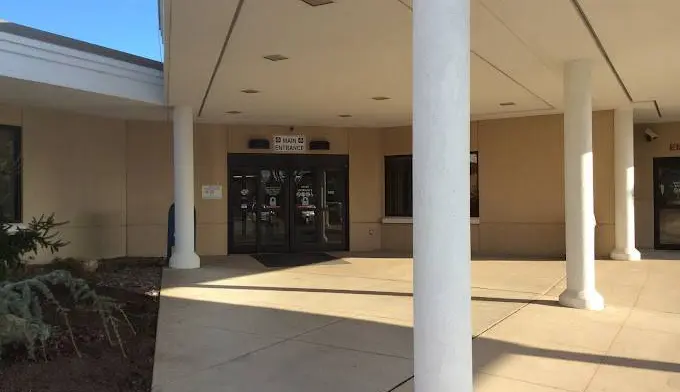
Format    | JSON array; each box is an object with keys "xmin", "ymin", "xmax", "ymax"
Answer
[{"xmin": 1, "ymin": 0, "xmax": 162, "ymax": 61}]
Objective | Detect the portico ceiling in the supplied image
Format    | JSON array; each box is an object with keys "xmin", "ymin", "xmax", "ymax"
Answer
[{"xmin": 162, "ymin": 0, "xmax": 680, "ymax": 126}]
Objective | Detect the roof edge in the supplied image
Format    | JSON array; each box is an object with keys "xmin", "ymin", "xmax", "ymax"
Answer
[{"xmin": 0, "ymin": 22, "xmax": 163, "ymax": 71}]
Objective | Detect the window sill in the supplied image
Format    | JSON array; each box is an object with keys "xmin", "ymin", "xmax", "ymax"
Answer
[{"xmin": 382, "ymin": 217, "xmax": 480, "ymax": 225}]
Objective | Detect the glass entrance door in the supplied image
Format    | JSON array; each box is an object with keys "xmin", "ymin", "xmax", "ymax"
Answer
[
  {"xmin": 228, "ymin": 171, "xmax": 258, "ymax": 253},
  {"xmin": 258, "ymin": 168, "xmax": 290, "ymax": 252},
  {"xmin": 227, "ymin": 154, "xmax": 349, "ymax": 254},
  {"xmin": 291, "ymin": 169, "xmax": 320, "ymax": 251},
  {"xmin": 654, "ymin": 158, "xmax": 680, "ymax": 249}
]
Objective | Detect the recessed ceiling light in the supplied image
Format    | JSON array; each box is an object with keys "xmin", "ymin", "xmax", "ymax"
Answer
[
  {"xmin": 241, "ymin": 89, "xmax": 260, "ymax": 94},
  {"xmin": 372, "ymin": 96, "xmax": 391, "ymax": 101},
  {"xmin": 301, "ymin": 0, "xmax": 334, "ymax": 6},
  {"xmin": 338, "ymin": 114, "xmax": 352, "ymax": 118},
  {"xmin": 499, "ymin": 102, "xmax": 516, "ymax": 106},
  {"xmin": 225, "ymin": 110, "xmax": 242, "ymax": 115},
  {"xmin": 264, "ymin": 54, "xmax": 289, "ymax": 62}
]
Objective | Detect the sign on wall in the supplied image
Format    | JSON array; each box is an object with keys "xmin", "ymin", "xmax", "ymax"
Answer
[
  {"xmin": 201, "ymin": 185, "xmax": 223, "ymax": 200},
  {"xmin": 273, "ymin": 135, "xmax": 306, "ymax": 153}
]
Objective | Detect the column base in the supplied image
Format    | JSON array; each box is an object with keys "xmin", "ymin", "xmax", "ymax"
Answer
[
  {"xmin": 169, "ymin": 252, "xmax": 201, "ymax": 269},
  {"xmin": 558, "ymin": 289, "xmax": 604, "ymax": 311},
  {"xmin": 610, "ymin": 248, "xmax": 641, "ymax": 261}
]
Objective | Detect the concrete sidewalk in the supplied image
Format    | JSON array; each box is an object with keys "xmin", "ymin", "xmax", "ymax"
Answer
[{"xmin": 152, "ymin": 254, "xmax": 680, "ymax": 392}]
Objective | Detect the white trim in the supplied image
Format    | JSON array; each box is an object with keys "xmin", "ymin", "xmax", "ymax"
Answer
[
  {"xmin": 382, "ymin": 216, "xmax": 413, "ymax": 224},
  {"xmin": 0, "ymin": 32, "xmax": 164, "ymax": 104},
  {"xmin": 382, "ymin": 216, "xmax": 480, "ymax": 225}
]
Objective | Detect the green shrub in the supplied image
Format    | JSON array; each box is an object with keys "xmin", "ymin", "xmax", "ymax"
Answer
[
  {"xmin": 0, "ymin": 214, "xmax": 68, "ymax": 280},
  {"xmin": 0, "ymin": 270, "xmax": 134, "ymax": 360},
  {"xmin": 0, "ymin": 214, "xmax": 133, "ymax": 360}
]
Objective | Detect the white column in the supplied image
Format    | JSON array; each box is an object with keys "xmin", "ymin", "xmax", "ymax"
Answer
[
  {"xmin": 559, "ymin": 60, "xmax": 604, "ymax": 310},
  {"xmin": 413, "ymin": 0, "xmax": 472, "ymax": 391},
  {"xmin": 610, "ymin": 107, "xmax": 641, "ymax": 261},
  {"xmin": 169, "ymin": 105, "xmax": 200, "ymax": 269}
]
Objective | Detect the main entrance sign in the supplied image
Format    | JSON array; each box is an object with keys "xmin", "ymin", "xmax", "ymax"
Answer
[{"xmin": 273, "ymin": 135, "xmax": 306, "ymax": 153}]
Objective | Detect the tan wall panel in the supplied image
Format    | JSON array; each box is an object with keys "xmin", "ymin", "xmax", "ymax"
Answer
[
  {"xmin": 478, "ymin": 114, "xmax": 564, "ymax": 224},
  {"xmin": 127, "ymin": 225, "xmax": 167, "ymax": 257},
  {"xmin": 381, "ymin": 224, "xmax": 412, "ymax": 251},
  {"xmin": 478, "ymin": 223, "xmax": 566, "ymax": 257},
  {"xmin": 125, "ymin": 120, "xmax": 172, "ymax": 256},
  {"xmin": 195, "ymin": 124, "xmax": 228, "ymax": 255},
  {"xmin": 593, "ymin": 111, "xmax": 615, "ymax": 225},
  {"xmin": 22, "ymin": 107, "xmax": 126, "ymax": 261},
  {"xmin": 228, "ymin": 126, "xmax": 349, "ymax": 154},
  {"xmin": 0, "ymin": 103, "xmax": 22, "ymax": 126},
  {"xmin": 471, "ymin": 224, "xmax": 480, "ymax": 253},
  {"xmin": 383, "ymin": 126, "xmax": 411, "ymax": 156},
  {"xmin": 634, "ymin": 122, "xmax": 680, "ymax": 248},
  {"xmin": 197, "ymin": 223, "xmax": 227, "ymax": 255},
  {"xmin": 349, "ymin": 129, "xmax": 382, "ymax": 251}
]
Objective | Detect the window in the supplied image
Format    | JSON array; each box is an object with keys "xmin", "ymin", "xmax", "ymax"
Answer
[
  {"xmin": 470, "ymin": 152, "xmax": 479, "ymax": 218},
  {"xmin": 0, "ymin": 125, "xmax": 21, "ymax": 222},
  {"xmin": 385, "ymin": 155, "xmax": 412, "ymax": 217},
  {"xmin": 384, "ymin": 152, "xmax": 479, "ymax": 218}
]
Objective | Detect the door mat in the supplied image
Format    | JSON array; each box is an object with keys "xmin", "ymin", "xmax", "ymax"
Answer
[{"xmin": 253, "ymin": 252, "xmax": 341, "ymax": 268}]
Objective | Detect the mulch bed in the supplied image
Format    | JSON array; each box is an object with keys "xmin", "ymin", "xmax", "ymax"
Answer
[{"xmin": 0, "ymin": 257, "xmax": 165, "ymax": 392}]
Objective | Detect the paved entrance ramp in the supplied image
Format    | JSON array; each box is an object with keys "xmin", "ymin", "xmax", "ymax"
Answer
[{"xmin": 153, "ymin": 255, "xmax": 680, "ymax": 392}]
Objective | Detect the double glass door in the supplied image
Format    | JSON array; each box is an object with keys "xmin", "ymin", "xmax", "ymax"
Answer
[
  {"xmin": 229, "ymin": 154, "xmax": 348, "ymax": 254},
  {"xmin": 654, "ymin": 157, "xmax": 680, "ymax": 249}
]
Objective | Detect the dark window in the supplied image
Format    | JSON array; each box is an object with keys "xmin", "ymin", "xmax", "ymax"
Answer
[
  {"xmin": 384, "ymin": 152, "xmax": 480, "ymax": 218},
  {"xmin": 385, "ymin": 156, "xmax": 412, "ymax": 217},
  {"xmin": 0, "ymin": 125, "xmax": 21, "ymax": 222},
  {"xmin": 470, "ymin": 152, "xmax": 479, "ymax": 218}
]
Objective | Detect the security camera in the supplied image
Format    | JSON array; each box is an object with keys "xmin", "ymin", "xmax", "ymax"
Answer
[{"xmin": 644, "ymin": 128, "xmax": 659, "ymax": 142}]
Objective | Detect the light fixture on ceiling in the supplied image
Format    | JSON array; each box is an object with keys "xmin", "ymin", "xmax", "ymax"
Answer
[
  {"xmin": 338, "ymin": 114, "xmax": 352, "ymax": 118},
  {"xmin": 372, "ymin": 96, "xmax": 391, "ymax": 101},
  {"xmin": 241, "ymin": 89, "xmax": 260, "ymax": 94},
  {"xmin": 499, "ymin": 102, "xmax": 516, "ymax": 107},
  {"xmin": 300, "ymin": 0, "xmax": 334, "ymax": 6},
  {"xmin": 225, "ymin": 110, "xmax": 242, "ymax": 115},
  {"xmin": 264, "ymin": 54, "xmax": 289, "ymax": 62}
]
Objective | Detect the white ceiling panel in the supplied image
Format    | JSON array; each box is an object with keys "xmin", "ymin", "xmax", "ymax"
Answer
[
  {"xmin": 578, "ymin": 0, "xmax": 680, "ymax": 119},
  {"xmin": 165, "ymin": 0, "xmax": 241, "ymax": 107},
  {"xmin": 476, "ymin": 0, "xmax": 629, "ymax": 110},
  {"xmin": 201, "ymin": 0, "xmax": 412, "ymax": 126}
]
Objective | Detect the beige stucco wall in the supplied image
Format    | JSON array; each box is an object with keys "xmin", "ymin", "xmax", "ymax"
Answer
[
  {"xmin": 0, "ymin": 104, "xmax": 128, "ymax": 262},
  {"xmin": 634, "ymin": 122, "xmax": 680, "ymax": 249},
  {"xmin": 380, "ymin": 112, "xmax": 615, "ymax": 258},
  {"xmin": 0, "ymin": 101, "xmax": 624, "ymax": 261}
]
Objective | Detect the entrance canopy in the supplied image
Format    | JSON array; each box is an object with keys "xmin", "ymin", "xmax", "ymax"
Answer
[{"xmin": 161, "ymin": 0, "xmax": 680, "ymax": 126}]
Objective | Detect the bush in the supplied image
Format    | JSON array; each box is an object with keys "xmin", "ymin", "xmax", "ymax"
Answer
[
  {"xmin": 0, "ymin": 214, "xmax": 133, "ymax": 360},
  {"xmin": 0, "ymin": 214, "xmax": 68, "ymax": 280}
]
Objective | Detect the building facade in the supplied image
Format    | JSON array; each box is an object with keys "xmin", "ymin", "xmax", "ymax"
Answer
[{"xmin": 0, "ymin": 102, "xmax": 677, "ymax": 261}]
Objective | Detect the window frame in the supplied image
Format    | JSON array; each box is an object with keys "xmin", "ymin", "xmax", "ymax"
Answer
[
  {"xmin": 0, "ymin": 125, "xmax": 22, "ymax": 223},
  {"xmin": 384, "ymin": 154, "xmax": 413, "ymax": 218},
  {"xmin": 383, "ymin": 152, "xmax": 480, "ymax": 221}
]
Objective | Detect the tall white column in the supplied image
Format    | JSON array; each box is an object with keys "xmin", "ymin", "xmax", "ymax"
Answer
[
  {"xmin": 413, "ymin": 0, "xmax": 472, "ymax": 391},
  {"xmin": 610, "ymin": 107, "xmax": 641, "ymax": 261},
  {"xmin": 559, "ymin": 60, "xmax": 604, "ymax": 310},
  {"xmin": 169, "ymin": 105, "xmax": 200, "ymax": 269}
]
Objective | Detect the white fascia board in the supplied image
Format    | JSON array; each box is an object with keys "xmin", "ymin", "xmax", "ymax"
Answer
[{"xmin": 0, "ymin": 32, "xmax": 164, "ymax": 105}]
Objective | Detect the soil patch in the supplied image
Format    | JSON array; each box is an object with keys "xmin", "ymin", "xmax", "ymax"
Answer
[{"xmin": 0, "ymin": 257, "xmax": 164, "ymax": 392}]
